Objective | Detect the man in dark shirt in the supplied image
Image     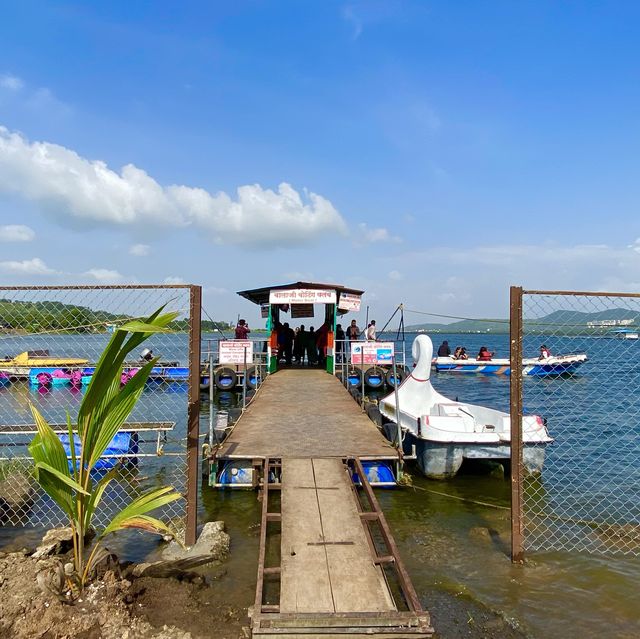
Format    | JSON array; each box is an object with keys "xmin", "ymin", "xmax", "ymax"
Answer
[{"xmin": 437, "ymin": 340, "xmax": 451, "ymax": 357}]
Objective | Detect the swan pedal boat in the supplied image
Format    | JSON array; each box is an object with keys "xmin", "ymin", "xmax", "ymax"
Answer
[
  {"xmin": 433, "ymin": 352, "xmax": 587, "ymax": 376},
  {"xmin": 380, "ymin": 335, "xmax": 553, "ymax": 479}
]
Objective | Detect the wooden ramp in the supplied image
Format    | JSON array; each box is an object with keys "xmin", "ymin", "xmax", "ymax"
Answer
[
  {"xmin": 217, "ymin": 369, "xmax": 395, "ymax": 460},
  {"xmin": 251, "ymin": 458, "xmax": 433, "ymax": 638}
]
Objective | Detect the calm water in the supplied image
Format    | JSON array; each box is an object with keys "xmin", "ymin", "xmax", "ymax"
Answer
[{"xmin": 1, "ymin": 332, "xmax": 639, "ymax": 637}]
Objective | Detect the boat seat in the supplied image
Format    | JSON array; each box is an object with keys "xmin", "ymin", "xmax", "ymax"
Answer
[{"xmin": 436, "ymin": 403, "xmax": 462, "ymax": 417}]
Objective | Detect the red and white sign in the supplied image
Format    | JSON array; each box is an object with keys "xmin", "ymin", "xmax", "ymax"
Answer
[
  {"xmin": 350, "ymin": 341, "xmax": 394, "ymax": 365},
  {"xmin": 219, "ymin": 340, "xmax": 254, "ymax": 364},
  {"xmin": 269, "ymin": 288, "xmax": 336, "ymax": 304},
  {"xmin": 338, "ymin": 292, "xmax": 362, "ymax": 312}
]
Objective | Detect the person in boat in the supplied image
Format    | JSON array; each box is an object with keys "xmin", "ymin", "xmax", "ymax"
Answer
[
  {"xmin": 453, "ymin": 346, "xmax": 462, "ymax": 359},
  {"xmin": 437, "ymin": 340, "xmax": 451, "ymax": 357},
  {"xmin": 458, "ymin": 347, "xmax": 468, "ymax": 360},
  {"xmin": 477, "ymin": 346, "xmax": 494, "ymax": 361},
  {"xmin": 539, "ymin": 344, "xmax": 551, "ymax": 359},
  {"xmin": 366, "ymin": 320, "xmax": 377, "ymax": 341},
  {"xmin": 235, "ymin": 319, "xmax": 250, "ymax": 339}
]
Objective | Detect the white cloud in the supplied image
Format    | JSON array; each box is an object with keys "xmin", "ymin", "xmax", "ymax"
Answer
[
  {"xmin": 0, "ymin": 74, "xmax": 24, "ymax": 91},
  {"xmin": 0, "ymin": 257, "xmax": 57, "ymax": 275},
  {"xmin": 84, "ymin": 268, "xmax": 124, "ymax": 283},
  {"xmin": 129, "ymin": 243, "xmax": 150, "ymax": 256},
  {"xmin": 0, "ymin": 224, "xmax": 35, "ymax": 242},
  {"xmin": 388, "ymin": 270, "xmax": 403, "ymax": 281},
  {"xmin": 356, "ymin": 223, "xmax": 401, "ymax": 245},
  {"xmin": 163, "ymin": 276, "xmax": 186, "ymax": 285},
  {"xmin": 0, "ymin": 127, "xmax": 348, "ymax": 248}
]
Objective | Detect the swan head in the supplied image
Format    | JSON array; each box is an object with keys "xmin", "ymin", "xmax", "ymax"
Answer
[{"xmin": 411, "ymin": 334, "xmax": 433, "ymax": 379}]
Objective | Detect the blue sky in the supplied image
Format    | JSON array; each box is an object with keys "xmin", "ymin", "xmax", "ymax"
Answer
[{"xmin": 1, "ymin": 1, "xmax": 639, "ymax": 326}]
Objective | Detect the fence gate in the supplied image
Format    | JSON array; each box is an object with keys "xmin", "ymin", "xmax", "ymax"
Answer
[
  {"xmin": 510, "ymin": 287, "xmax": 640, "ymax": 559},
  {"xmin": 0, "ymin": 285, "xmax": 201, "ymax": 545}
]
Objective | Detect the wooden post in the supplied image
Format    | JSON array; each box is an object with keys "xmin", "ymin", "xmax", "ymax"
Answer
[
  {"xmin": 185, "ymin": 285, "xmax": 202, "ymax": 546},
  {"xmin": 509, "ymin": 286, "xmax": 524, "ymax": 562}
]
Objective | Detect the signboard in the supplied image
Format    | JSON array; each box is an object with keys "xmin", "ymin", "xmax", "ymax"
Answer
[
  {"xmin": 269, "ymin": 288, "xmax": 336, "ymax": 305},
  {"xmin": 219, "ymin": 340, "xmax": 254, "ymax": 364},
  {"xmin": 260, "ymin": 303, "xmax": 269, "ymax": 318},
  {"xmin": 338, "ymin": 292, "xmax": 362, "ymax": 312},
  {"xmin": 350, "ymin": 341, "xmax": 394, "ymax": 365},
  {"xmin": 291, "ymin": 303, "xmax": 314, "ymax": 318}
]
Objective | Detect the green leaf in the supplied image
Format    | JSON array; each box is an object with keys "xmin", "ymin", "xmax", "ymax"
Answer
[{"xmin": 35, "ymin": 462, "xmax": 90, "ymax": 495}]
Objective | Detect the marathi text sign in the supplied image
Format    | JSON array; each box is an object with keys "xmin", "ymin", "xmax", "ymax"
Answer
[
  {"xmin": 338, "ymin": 292, "xmax": 362, "ymax": 312},
  {"xmin": 350, "ymin": 341, "xmax": 394, "ymax": 365},
  {"xmin": 269, "ymin": 288, "xmax": 336, "ymax": 305},
  {"xmin": 219, "ymin": 340, "xmax": 254, "ymax": 365}
]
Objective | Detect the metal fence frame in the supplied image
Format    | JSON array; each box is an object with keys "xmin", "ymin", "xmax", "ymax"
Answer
[
  {"xmin": 0, "ymin": 284, "xmax": 201, "ymax": 545},
  {"xmin": 510, "ymin": 286, "xmax": 640, "ymax": 561}
]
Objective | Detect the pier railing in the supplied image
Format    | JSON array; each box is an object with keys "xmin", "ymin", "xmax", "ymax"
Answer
[
  {"xmin": 510, "ymin": 287, "xmax": 640, "ymax": 559},
  {"xmin": 0, "ymin": 285, "xmax": 202, "ymax": 545}
]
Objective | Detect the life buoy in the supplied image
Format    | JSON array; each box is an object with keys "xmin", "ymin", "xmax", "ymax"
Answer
[
  {"xmin": 364, "ymin": 367, "xmax": 385, "ymax": 389},
  {"xmin": 385, "ymin": 366, "xmax": 407, "ymax": 388},
  {"xmin": 245, "ymin": 366, "xmax": 261, "ymax": 390},
  {"xmin": 214, "ymin": 367, "xmax": 237, "ymax": 391}
]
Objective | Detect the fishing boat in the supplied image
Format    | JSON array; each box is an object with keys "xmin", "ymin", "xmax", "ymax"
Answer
[
  {"xmin": 433, "ymin": 352, "xmax": 587, "ymax": 376},
  {"xmin": 379, "ymin": 335, "xmax": 553, "ymax": 479}
]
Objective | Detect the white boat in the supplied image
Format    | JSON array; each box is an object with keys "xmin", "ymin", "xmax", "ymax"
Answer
[
  {"xmin": 379, "ymin": 335, "xmax": 553, "ymax": 479},
  {"xmin": 433, "ymin": 352, "xmax": 588, "ymax": 376},
  {"xmin": 609, "ymin": 329, "xmax": 639, "ymax": 340}
]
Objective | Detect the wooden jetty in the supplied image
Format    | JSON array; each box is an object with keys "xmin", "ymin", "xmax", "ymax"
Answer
[{"xmin": 217, "ymin": 369, "xmax": 433, "ymax": 638}]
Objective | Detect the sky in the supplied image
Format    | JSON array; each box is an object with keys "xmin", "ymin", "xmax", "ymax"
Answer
[{"xmin": 1, "ymin": 1, "xmax": 639, "ymax": 327}]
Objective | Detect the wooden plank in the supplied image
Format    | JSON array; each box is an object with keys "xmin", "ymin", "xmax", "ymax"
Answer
[
  {"xmin": 312, "ymin": 459, "xmax": 396, "ymax": 613},
  {"xmin": 218, "ymin": 369, "xmax": 395, "ymax": 459},
  {"xmin": 280, "ymin": 459, "xmax": 334, "ymax": 613}
]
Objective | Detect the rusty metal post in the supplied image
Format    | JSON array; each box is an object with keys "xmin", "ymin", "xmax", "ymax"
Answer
[
  {"xmin": 185, "ymin": 285, "xmax": 202, "ymax": 546},
  {"xmin": 509, "ymin": 286, "xmax": 524, "ymax": 562}
]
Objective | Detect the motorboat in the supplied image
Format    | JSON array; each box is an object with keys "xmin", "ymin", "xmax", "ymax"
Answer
[
  {"xmin": 433, "ymin": 352, "xmax": 587, "ymax": 376},
  {"xmin": 609, "ymin": 329, "xmax": 639, "ymax": 340},
  {"xmin": 379, "ymin": 335, "xmax": 553, "ymax": 479},
  {"xmin": 0, "ymin": 350, "xmax": 89, "ymax": 380}
]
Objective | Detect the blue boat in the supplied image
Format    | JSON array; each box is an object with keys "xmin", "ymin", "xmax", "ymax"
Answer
[{"xmin": 434, "ymin": 352, "xmax": 587, "ymax": 376}]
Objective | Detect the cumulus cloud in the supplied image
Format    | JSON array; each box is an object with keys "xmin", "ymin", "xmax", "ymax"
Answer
[
  {"xmin": 0, "ymin": 127, "xmax": 348, "ymax": 248},
  {"xmin": 0, "ymin": 74, "xmax": 24, "ymax": 91},
  {"xmin": 163, "ymin": 276, "xmax": 186, "ymax": 285},
  {"xmin": 388, "ymin": 270, "xmax": 403, "ymax": 281},
  {"xmin": 0, "ymin": 257, "xmax": 57, "ymax": 275},
  {"xmin": 355, "ymin": 223, "xmax": 401, "ymax": 245},
  {"xmin": 0, "ymin": 224, "xmax": 35, "ymax": 242},
  {"xmin": 129, "ymin": 243, "xmax": 150, "ymax": 256},
  {"xmin": 84, "ymin": 268, "xmax": 124, "ymax": 283}
]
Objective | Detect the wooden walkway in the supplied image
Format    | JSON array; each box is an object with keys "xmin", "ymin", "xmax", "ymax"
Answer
[
  {"xmin": 280, "ymin": 458, "xmax": 395, "ymax": 614},
  {"xmin": 218, "ymin": 369, "xmax": 395, "ymax": 459}
]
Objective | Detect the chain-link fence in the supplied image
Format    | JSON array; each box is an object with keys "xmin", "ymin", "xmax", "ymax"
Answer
[
  {"xmin": 0, "ymin": 285, "xmax": 200, "ymax": 542},
  {"xmin": 510, "ymin": 288, "xmax": 640, "ymax": 557}
]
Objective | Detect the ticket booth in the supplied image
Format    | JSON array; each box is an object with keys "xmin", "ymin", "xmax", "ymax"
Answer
[{"xmin": 236, "ymin": 281, "xmax": 363, "ymax": 375}]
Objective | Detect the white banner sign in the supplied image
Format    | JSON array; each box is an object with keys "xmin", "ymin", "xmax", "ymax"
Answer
[
  {"xmin": 338, "ymin": 292, "xmax": 362, "ymax": 311},
  {"xmin": 350, "ymin": 341, "xmax": 394, "ymax": 365},
  {"xmin": 219, "ymin": 340, "xmax": 254, "ymax": 364},
  {"xmin": 269, "ymin": 288, "xmax": 336, "ymax": 304}
]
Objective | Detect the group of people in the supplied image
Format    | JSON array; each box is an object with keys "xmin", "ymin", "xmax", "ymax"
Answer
[
  {"xmin": 437, "ymin": 340, "xmax": 494, "ymax": 361},
  {"xmin": 437, "ymin": 340, "xmax": 552, "ymax": 361}
]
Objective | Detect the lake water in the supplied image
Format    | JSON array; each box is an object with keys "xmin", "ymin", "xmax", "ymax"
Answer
[{"xmin": 1, "ymin": 332, "xmax": 639, "ymax": 638}]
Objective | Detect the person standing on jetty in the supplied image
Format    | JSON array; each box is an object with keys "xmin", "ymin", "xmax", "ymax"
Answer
[
  {"xmin": 346, "ymin": 319, "xmax": 360, "ymax": 342},
  {"xmin": 366, "ymin": 319, "xmax": 377, "ymax": 341},
  {"xmin": 235, "ymin": 319, "xmax": 250, "ymax": 339}
]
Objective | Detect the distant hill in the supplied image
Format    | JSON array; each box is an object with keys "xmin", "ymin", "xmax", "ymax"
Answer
[{"xmin": 406, "ymin": 308, "xmax": 640, "ymax": 335}]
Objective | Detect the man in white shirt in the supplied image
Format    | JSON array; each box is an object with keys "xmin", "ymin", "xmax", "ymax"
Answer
[{"xmin": 366, "ymin": 320, "xmax": 377, "ymax": 341}]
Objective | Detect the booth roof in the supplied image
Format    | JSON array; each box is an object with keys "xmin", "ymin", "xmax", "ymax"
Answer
[{"xmin": 236, "ymin": 281, "xmax": 364, "ymax": 306}]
